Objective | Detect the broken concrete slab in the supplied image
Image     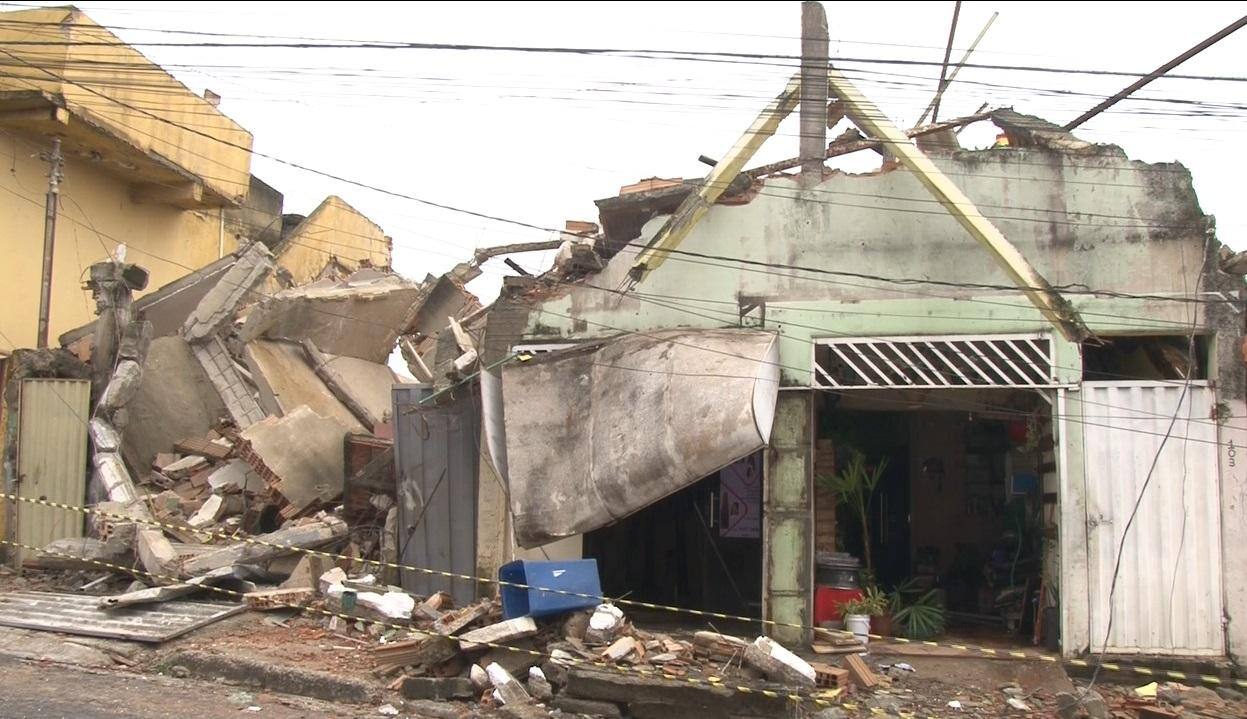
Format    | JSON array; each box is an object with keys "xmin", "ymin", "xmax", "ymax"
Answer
[
  {"xmin": 551, "ymin": 696, "xmax": 623, "ymax": 718},
  {"xmin": 242, "ymin": 339, "xmax": 365, "ymax": 431},
  {"xmin": 373, "ymin": 635, "xmax": 458, "ymax": 673},
  {"xmin": 180, "ymin": 241, "xmax": 274, "ymax": 342},
  {"xmin": 186, "ymin": 494, "xmax": 242, "ymax": 529},
  {"xmin": 161, "ymin": 650, "xmax": 376, "ymax": 703},
  {"xmin": 486, "ymin": 662, "xmax": 532, "ymax": 706},
  {"xmin": 135, "ymin": 528, "xmax": 180, "ymax": 582},
  {"xmin": 24, "ymin": 537, "xmax": 131, "ymax": 571},
  {"xmin": 97, "ymin": 359, "xmax": 143, "ymax": 414},
  {"xmin": 317, "ymin": 567, "xmax": 348, "ymax": 595},
  {"xmin": 459, "ymin": 616, "xmax": 538, "ymax": 651},
  {"xmin": 181, "ymin": 514, "xmax": 348, "ymax": 577},
  {"xmin": 989, "ymin": 109, "xmax": 1103, "ymax": 155},
  {"xmin": 206, "ymin": 459, "xmax": 265, "ymax": 493},
  {"xmin": 600, "ymin": 635, "xmax": 638, "ymax": 662},
  {"xmin": 88, "ymin": 417, "xmax": 122, "ymax": 453},
  {"xmin": 239, "ymin": 270, "xmax": 426, "ymax": 364},
  {"xmin": 401, "ymin": 677, "xmax": 477, "ymax": 701},
  {"xmin": 239, "ymin": 406, "xmax": 350, "ymax": 518},
  {"xmin": 161, "ymin": 455, "xmax": 208, "ymax": 479},
  {"xmin": 565, "ymin": 665, "xmax": 788, "ymax": 718},
  {"xmin": 742, "ymin": 636, "xmax": 815, "ymax": 687},
  {"xmin": 278, "ymin": 554, "xmax": 327, "ymax": 591},
  {"xmin": 301, "ymin": 339, "xmax": 397, "ymax": 430},
  {"xmin": 93, "ymin": 452, "xmax": 143, "ymax": 506},
  {"xmin": 97, "ymin": 566, "xmax": 241, "ymax": 609},
  {"xmin": 120, "ymin": 336, "xmax": 229, "ymax": 472},
  {"xmin": 477, "ymin": 638, "xmax": 542, "ymax": 678},
  {"xmin": 191, "ymin": 337, "xmax": 266, "ymax": 428}
]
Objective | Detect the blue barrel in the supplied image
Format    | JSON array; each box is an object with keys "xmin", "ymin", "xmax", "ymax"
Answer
[{"xmin": 499, "ymin": 559, "xmax": 603, "ymax": 619}]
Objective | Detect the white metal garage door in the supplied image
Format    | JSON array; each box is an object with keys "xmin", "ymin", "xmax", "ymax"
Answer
[{"xmin": 1079, "ymin": 382, "xmax": 1224, "ymax": 656}]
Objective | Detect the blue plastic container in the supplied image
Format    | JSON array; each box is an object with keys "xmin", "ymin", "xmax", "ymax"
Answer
[{"xmin": 499, "ymin": 559, "xmax": 603, "ymax": 619}]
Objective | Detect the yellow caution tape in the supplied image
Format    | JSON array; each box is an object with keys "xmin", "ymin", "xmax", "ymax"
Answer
[
  {"xmin": 5, "ymin": 492, "xmax": 1244, "ymax": 691},
  {"xmin": 0, "ymin": 536, "xmax": 835, "ymax": 709}
]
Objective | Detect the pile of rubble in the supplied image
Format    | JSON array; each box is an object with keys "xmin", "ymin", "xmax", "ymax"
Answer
[
  {"xmin": 331, "ymin": 577, "xmax": 860, "ymax": 718},
  {"xmin": 24, "ymin": 241, "xmax": 478, "ymax": 610},
  {"xmin": 7, "ymin": 242, "xmax": 883, "ymax": 717}
]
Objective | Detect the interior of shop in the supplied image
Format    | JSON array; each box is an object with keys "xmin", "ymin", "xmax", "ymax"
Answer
[
  {"xmin": 583, "ymin": 453, "xmax": 764, "ymax": 624},
  {"xmin": 816, "ymin": 389, "xmax": 1057, "ymax": 647}
]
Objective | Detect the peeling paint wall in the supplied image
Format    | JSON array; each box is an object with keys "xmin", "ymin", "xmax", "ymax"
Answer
[{"xmin": 490, "ymin": 147, "xmax": 1226, "ymax": 385}]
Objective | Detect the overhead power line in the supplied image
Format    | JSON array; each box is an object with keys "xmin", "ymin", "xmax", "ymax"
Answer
[
  {"xmin": 0, "ymin": 27, "xmax": 1243, "ymax": 83},
  {"xmin": 0, "ymin": 51, "xmax": 1235, "ymax": 317}
]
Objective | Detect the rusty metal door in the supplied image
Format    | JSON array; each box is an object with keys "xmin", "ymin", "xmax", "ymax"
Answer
[{"xmin": 393, "ymin": 384, "xmax": 479, "ymax": 605}]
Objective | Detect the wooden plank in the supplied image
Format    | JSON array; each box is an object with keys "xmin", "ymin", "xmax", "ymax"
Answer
[
  {"xmin": 629, "ymin": 73, "xmax": 802, "ymax": 282},
  {"xmin": 843, "ymin": 653, "xmax": 879, "ymax": 689},
  {"xmin": 827, "ymin": 65, "xmax": 1091, "ymax": 343}
]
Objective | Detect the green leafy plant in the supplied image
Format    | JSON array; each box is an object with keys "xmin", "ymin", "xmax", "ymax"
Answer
[
  {"xmin": 818, "ymin": 451, "xmax": 888, "ymax": 572},
  {"xmin": 839, "ymin": 587, "xmax": 888, "ymax": 618},
  {"xmin": 891, "ymin": 588, "xmax": 947, "ymax": 640}
]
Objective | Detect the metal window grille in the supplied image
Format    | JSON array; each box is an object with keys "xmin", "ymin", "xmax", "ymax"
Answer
[{"xmin": 814, "ymin": 334, "xmax": 1055, "ymax": 389}]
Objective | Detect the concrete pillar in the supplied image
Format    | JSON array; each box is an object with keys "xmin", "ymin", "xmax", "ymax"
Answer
[
  {"xmin": 798, "ymin": 1, "xmax": 829, "ymax": 188},
  {"xmin": 763, "ymin": 390, "xmax": 814, "ymax": 646}
]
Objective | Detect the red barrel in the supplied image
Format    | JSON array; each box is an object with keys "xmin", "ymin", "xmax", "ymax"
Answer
[
  {"xmin": 814, "ymin": 586, "xmax": 863, "ymax": 624},
  {"xmin": 814, "ymin": 553, "xmax": 863, "ymax": 625}
]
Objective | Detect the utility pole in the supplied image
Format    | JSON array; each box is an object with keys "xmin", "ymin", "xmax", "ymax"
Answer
[
  {"xmin": 798, "ymin": 1, "xmax": 829, "ymax": 188},
  {"xmin": 35, "ymin": 136, "xmax": 63, "ymax": 349},
  {"xmin": 930, "ymin": 0, "xmax": 962, "ymax": 123}
]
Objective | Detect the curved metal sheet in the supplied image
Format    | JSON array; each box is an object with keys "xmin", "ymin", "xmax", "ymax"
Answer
[{"xmin": 501, "ymin": 329, "xmax": 779, "ymax": 547}]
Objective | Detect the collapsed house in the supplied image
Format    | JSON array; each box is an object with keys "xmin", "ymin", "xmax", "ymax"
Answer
[
  {"xmin": 464, "ymin": 95, "xmax": 1247, "ymax": 668},
  {"xmin": 1, "ymin": 220, "xmax": 480, "ymax": 589},
  {"xmin": 0, "ymin": 20, "xmax": 1243, "ymax": 713}
]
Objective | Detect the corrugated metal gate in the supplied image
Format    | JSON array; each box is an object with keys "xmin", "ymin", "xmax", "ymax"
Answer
[
  {"xmin": 12, "ymin": 379, "xmax": 90, "ymax": 566},
  {"xmin": 1080, "ymin": 382, "xmax": 1224, "ymax": 656},
  {"xmin": 393, "ymin": 385, "xmax": 479, "ymax": 606}
]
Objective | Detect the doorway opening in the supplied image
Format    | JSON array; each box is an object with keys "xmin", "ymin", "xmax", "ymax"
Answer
[
  {"xmin": 584, "ymin": 453, "xmax": 764, "ymax": 626},
  {"xmin": 816, "ymin": 389, "xmax": 1057, "ymax": 648}
]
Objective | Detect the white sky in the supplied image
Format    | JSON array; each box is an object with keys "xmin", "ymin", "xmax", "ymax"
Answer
[{"xmin": 19, "ymin": 1, "xmax": 1245, "ymax": 302}]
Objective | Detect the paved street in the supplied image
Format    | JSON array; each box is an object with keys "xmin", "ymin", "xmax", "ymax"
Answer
[{"xmin": 0, "ymin": 656, "xmax": 381, "ymax": 719}]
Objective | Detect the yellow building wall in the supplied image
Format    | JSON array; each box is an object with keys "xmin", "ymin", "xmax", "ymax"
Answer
[
  {"xmin": 0, "ymin": 8, "xmax": 252, "ymax": 203},
  {"xmin": 273, "ymin": 196, "xmax": 392, "ymax": 290},
  {"xmin": 0, "ymin": 148, "xmax": 236, "ymax": 349}
]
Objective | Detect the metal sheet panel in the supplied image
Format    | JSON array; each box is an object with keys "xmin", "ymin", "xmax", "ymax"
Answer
[
  {"xmin": 0, "ymin": 590, "xmax": 243, "ymax": 643},
  {"xmin": 393, "ymin": 384, "xmax": 479, "ymax": 606},
  {"xmin": 1079, "ymin": 382, "xmax": 1224, "ymax": 655},
  {"xmin": 14, "ymin": 379, "xmax": 90, "ymax": 565},
  {"xmin": 500, "ymin": 329, "xmax": 780, "ymax": 547}
]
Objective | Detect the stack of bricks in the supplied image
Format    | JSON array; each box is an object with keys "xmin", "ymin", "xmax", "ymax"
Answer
[{"xmin": 814, "ymin": 439, "xmax": 837, "ymax": 553}]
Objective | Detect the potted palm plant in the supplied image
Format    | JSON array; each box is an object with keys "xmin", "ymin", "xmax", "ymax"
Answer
[
  {"xmin": 888, "ymin": 579, "xmax": 947, "ymax": 640},
  {"xmin": 819, "ymin": 451, "xmax": 888, "ymax": 573}
]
